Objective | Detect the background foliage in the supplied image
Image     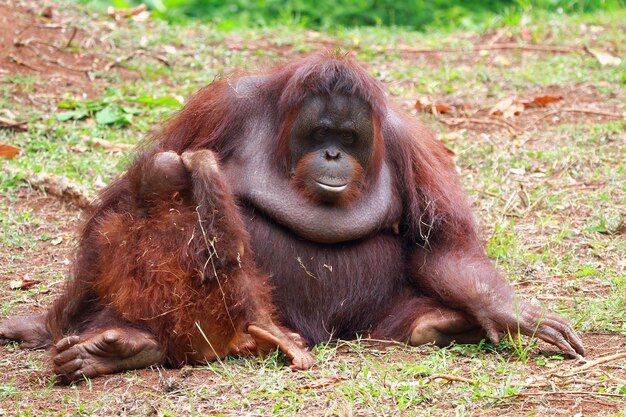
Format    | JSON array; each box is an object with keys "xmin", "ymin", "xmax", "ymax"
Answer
[{"xmin": 79, "ymin": 0, "xmax": 626, "ymax": 29}]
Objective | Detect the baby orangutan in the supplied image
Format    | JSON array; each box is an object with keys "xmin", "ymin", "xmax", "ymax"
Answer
[{"xmin": 2, "ymin": 150, "xmax": 314, "ymax": 383}]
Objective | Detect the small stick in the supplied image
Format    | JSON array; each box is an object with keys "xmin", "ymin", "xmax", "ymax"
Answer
[
  {"xmin": 66, "ymin": 26, "xmax": 78, "ymax": 48},
  {"xmin": 8, "ymin": 54, "xmax": 40, "ymax": 71},
  {"xmin": 437, "ymin": 116, "xmax": 519, "ymax": 134},
  {"xmin": 565, "ymin": 352, "xmax": 626, "ymax": 376},
  {"xmin": 423, "ymin": 374, "xmax": 475, "ymax": 384},
  {"xmin": 535, "ymin": 108, "xmax": 624, "ymax": 124},
  {"xmin": 505, "ymin": 390, "xmax": 626, "ymax": 399},
  {"xmin": 398, "ymin": 43, "xmax": 581, "ymax": 54}
]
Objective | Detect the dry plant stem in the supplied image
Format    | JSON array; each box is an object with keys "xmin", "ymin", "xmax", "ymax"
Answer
[
  {"xmin": 8, "ymin": 54, "xmax": 40, "ymax": 71},
  {"xmin": 563, "ymin": 352, "xmax": 626, "ymax": 376},
  {"xmin": 398, "ymin": 43, "xmax": 581, "ymax": 54},
  {"xmin": 437, "ymin": 116, "xmax": 520, "ymax": 135},
  {"xmin": 423, "ymin": 374, "xmax": 475, "ymax": 384},
  {"xmin": 0, "ymin": 116, "xmax": 28, "ymax": 131},
  {"xmin": 534, "ymin": 108, "xmax": 624, "ymax": 124},
  {"xmin": 506, "ymin": 390, "xmax": 626, "ymax": 399},
  {"xmin": 104, "ymin": 51, "xmax": 170, "ymax": 71}
]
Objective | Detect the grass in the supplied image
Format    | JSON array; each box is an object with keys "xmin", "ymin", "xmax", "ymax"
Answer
[{"xmin": 0, "ymin": 1, "xmax": 624, "ymax": 415}]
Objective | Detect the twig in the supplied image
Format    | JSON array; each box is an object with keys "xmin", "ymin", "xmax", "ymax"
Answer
[
  {"xmin": 66, "ymin": 26, "xmax": 77, "ymax": 48},
  {"xmin": 398, "ymin": 43, "xmax": 581, "ymax": 54},
  {"xmin": 437, "ymin": 116, "xmax": 519, "ymax": 134},
  {"xmin": 505, "ymin": 390, "xmax": 626, "ymax": 399},
  {"xmin": 46, "ymin": 57, "xmax": 94, "ymax": 73},
  {"xmin": 0, "ymin": 116, "xmax": 28, "ymax": 131},
  {"xmin": 104, "ymin": 50, "xmax": 170, "ymax": 71},
  {"xmin": 534, "ymin": 108, "xmax": 624, "ymax": 124},
  {"xmin": 8, "ymin": 54, "xmax": 40, "ymax": 71},
  {"xmin": 104, "ymin": 51, "xmax": 139, "ymax": 71},
  {"xmin": 423, "ymin": 374, "xmax": 475, "ymax": 384},
  {"xmin": 564, "ymin": 352, "xmax": 626, "ymax": 376},
  {"xmin": 535, "ymin": 295, "xmax": 575, "ymax": 302},
  {"xmin": 14, "ymin": 24, "xmax": 74, "ymax": 48}
]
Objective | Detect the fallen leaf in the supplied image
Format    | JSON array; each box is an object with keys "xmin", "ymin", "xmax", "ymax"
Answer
[
  {"xmin": 84, "ymin": 136, "xmax": 135, "ymax": 152},
  {"xmin": 107, "ymin": 4, "xmax": 148, "ymax": 21},
  {"xmin": 9, "ymin": 278, "xmax": 42, "ymax": 290},
  {"xmin": 415, "ymin": 96, "xmax": 455, "ymax": 114},
  {"xmin": 489, "ymin": 97, "xmax": 515, "ymax": 117},
  {"xmin": 26, "ymin": 172, "xmax": 92, "ymax": 208},
  {"xmin": 163, "ymin": 45, "xmax": 177, "ymax": 55},
  {"xmin": 0, "ymin": 144, "xmax": 20, "ymax": 158},
  {"xmin": 490, "ymin": 95, "xmax": 560, "ymax": 118},
  {"xmin": 131, "ymin": 10, "xmax": 151, "ymax": 22},
  {"xmin": 0, "ymin": 116, "xmax": 28, "ymax": 131},
  {"xmin": 503, "ymin": 102, "xmax": 525, "ymax": 118},
  {"xmin": 438, "ymin": 130, "xmax": 465, "ymax": 142},
  {"xmin": 301, "ymin": 376, "xmax": 347, "ymax": 390},
  {"xmin": 585, "ymin": 47, "xmax": 621, "ymax": 66},
  {"xmin": 526, "ymin": 95, "xmax": 562, "ymax": 107},
  {"xmin": 51, "ymin": 236, "xmax": 63, "ymax": 245}
]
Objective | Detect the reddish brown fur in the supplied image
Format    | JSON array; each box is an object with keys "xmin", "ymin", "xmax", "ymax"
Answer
[
  {"xmin": 88, "ymin": 167, "xmax": 258, "ymax": 365},
  {"xmin": 46, "ymin": 151, "xmax": 307, "ymax": 369},
  {"xmin": 1, "ymin": 51, "xmax": 582, "ymax": 379}
]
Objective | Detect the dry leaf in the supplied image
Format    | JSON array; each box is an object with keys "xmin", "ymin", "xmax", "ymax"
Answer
[
  {"xmin": 0, "ymin": 116, "xmax": 28, "ymax": 131},
  {"xmin": 85, "ymin": 136, "xmax": 135, "ymax": 152},
  {"xmin": 9, "ymin": 278, "xmax": 42, "ymax": 290},
  {"xmin": 107, "ymin": 4, "xmax": 148, "ymax": 20},
  {"xmin": 438, "ymin": 130, "xmax": 465, "ymax": 142},
  {"xmin": 27, "ymin": 172, "xmax": 92, "ymax": 208},
  {"xmin": 526, "ymin": 95, "xmax": 562, "ymax": 107},
  {"xmin": 585, "ymin": 47, "xmax": 622, "ymax": 66},
  {"xmin": 131, "ymin": 10, "xmax": 151, "ymax": 22},
  {"xmin": 163, "ymin": 45, "xmax": 177, "ymax": 55},
  {"xmin": 415, "ymin": 96, "xmax": 455, "ymax": 114},
  {"xmin": 490, "ymin": 97, "xmax": 525, "ymax": 118},
  {"xmin": 490, "ymin": 95, "xmax": 560, "ymax": 118},
  {"xmin": 503, "ymin": 102, "xmax": 525, "ymax": 118},
  {"xmin": 0, "ymin": 143, "xmax": 20, "ymax": 158},
  {"xmin": 301, "ymin": 376, "xmax": 347, "ymax": 390},
  {"xmin": 489, "ymin": 97, "xmax": 515, "ymax": 116}
]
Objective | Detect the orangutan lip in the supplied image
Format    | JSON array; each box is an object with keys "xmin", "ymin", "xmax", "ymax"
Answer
[{"xmin": 314, "ymin": 181, "xmax": 348, "ymax": 193}]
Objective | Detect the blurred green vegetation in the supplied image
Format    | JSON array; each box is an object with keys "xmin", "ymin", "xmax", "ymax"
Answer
[{"xmin": 77, "ymin": 0, "xmax": 625, "ymax": 29}]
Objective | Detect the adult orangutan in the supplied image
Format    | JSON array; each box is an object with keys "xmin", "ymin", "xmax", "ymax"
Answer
[{"xmin": 0, "ymin": 52, "xmax": 584, "ymax": 382}]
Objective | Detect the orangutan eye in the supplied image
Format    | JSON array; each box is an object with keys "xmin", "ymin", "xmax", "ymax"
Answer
[{"xmin": 341, "ymin": 131, "xmax": 356, "ymax": 145}]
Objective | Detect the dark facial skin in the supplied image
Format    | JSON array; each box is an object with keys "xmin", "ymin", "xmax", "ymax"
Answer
[{"xmin": 289, "ymin": 94, "xmax": 374, "ymax": 204}]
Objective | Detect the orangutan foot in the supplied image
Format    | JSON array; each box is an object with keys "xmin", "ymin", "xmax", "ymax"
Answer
[
  {"xmin": 52, "ymin": 327, "xmax": 165, "ymax": 383},
  {"xmin": 247, "ymin": 323, "xmax": 315, "ymax": 370},
  {"xmin": 0, "ymin": 314, "xmax": 51, "ymax": 349},
  {"xmin": 410, "ymin": 308, "xmax": 486, "ymax": 347}
]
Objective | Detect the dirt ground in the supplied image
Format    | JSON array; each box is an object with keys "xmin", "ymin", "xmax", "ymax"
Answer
[{"xmin": 0, "ymin": 1, "xmax": 624, "ymax": 416}]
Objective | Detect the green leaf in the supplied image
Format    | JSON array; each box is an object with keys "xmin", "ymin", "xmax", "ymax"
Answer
[
  {"xmin": 54, "ymin": 109, "xmax": 89, "ymax": 121},
  {"xmin": 56, "ymin": 101, "xmax": 78, "ymax": 109},
  {"xmin": 95, "ymin": 105, "xmax": 130, "ymax": 125},
  {"xmin": 121, "ymin": 106, "xmax": 142, "ymax": 115},
  {"xmin": 130, "ymin": 95, "xmax": 182, "ymax": 107}
]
